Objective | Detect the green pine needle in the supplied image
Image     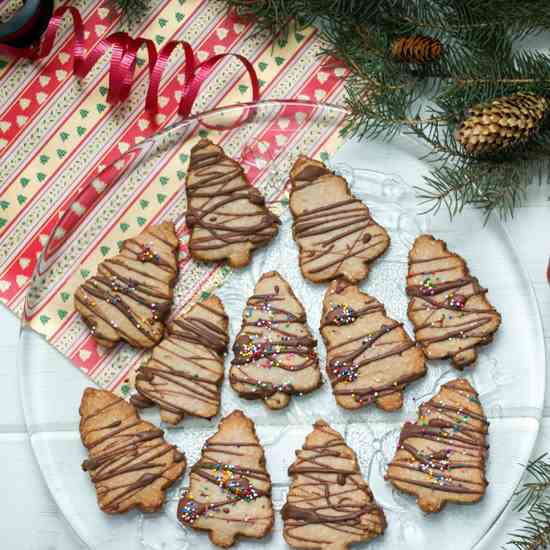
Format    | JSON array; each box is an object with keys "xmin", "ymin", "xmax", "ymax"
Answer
[
  {"xmin": 505, "ymin": 453, "xmax": 550, "ymax": 550},
  {"xmin": 226, "ymin": 0, "xmax": 550, "ymax": 220},
  {"xmin": 515, "ymin": 454, "xmax": 550, "ymax": 513},
  {"xmin": 506, "ymin": 502, "xmax": 550, "ymax": 550},
  {"xmin": 109, "ymin": 0, "xmax": 150, "ymax": 25}
]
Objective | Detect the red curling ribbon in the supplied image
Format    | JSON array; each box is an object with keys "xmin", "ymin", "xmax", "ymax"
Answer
[
  {"xmin": 146, "ymin": 40, "xmax": 195, "ymax": 113},
  {"xmin": 0, "ymin": 6, "xmax": 260, "ymax": 115},
  {"xmin": 178, "ymin": 52, "xmax": 260, "ymax": 118},
  {"xmin": 91, "ymin": 33, "xmax": 158, "ymax": 105}
]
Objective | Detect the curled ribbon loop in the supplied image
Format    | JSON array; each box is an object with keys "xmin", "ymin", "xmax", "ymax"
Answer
[
  {"xmin": 118, "ymin": 37, "xmax": 157, "ymax": 103},
  {"xmin": 146, "ymin": 40, "xmax": 195, "ymax": 113},
  {"xmin": 0, "ymin": 6, "xmax": 260, "ymax": 115},
  {"xmin": 179, "ymin": 52, "xmax": 260, "ymax": 118}
]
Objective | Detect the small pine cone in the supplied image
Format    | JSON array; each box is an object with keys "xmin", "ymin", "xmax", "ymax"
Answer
[
  {"xmin": 391, "ymin": 35, "xmax": 443, "ymax": 64},
  {"xmin": 456, "ymin": 92, "xmax": 549, "ymax": 155}
]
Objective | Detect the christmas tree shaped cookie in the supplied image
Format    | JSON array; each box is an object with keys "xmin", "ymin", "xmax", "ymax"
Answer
[
  {"xmin": 229, "ymin": 271, "xmax": 322, "ymax": 410},
  {"xmin": 132, "ymin": 295, "xmax": 229, "ymax": 425},
  {"xmin": 74, "ymin": 221, "xmax": 179, "ymax": 349},
  {"xmin": 320, "ymin": 280, "xmax": 426, "ymax": 411},
  {"xmin": 177, "ymin": 410, "xmax": 274, "ymax": 548},
  {"xmin": 406, "ymin": 234, "xmax": 501, "ymax": 368},
  {"xmin": 289, "ymin": 156, "xmax": 390, "ymax": 284},
  {"xmin": 386, "ymin": 378, "xmax": 489, "ymax": 513},
  {"xmin": 79, "ymin": 388, "xmax": 186, "ymax": 514},
  {"xmin": 185, "ymin": 139, "xmax": 280, "ymax": 268},
  {"xmin": 282, "ymin": 420, "xmax": 387, "ymax": 550}
]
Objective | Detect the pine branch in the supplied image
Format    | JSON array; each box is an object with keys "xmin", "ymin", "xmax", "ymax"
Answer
[
  {"xmin": 515, "ymin": 454, "xmax": 550, "ymax": 512},
  {"xmin": 109, "ymin": 0, "xmax": 150, "ymax": 25},
  {"xmin": 505, "ymin": 454, "xmax": 550, "ymax": 550},
  {"xmin": 226, "ymin": 0, "xmax": 550, "ymax": 219},
  {"xmin": 506, "ymin": 500, "xmax": 550, "ymax": 550}
]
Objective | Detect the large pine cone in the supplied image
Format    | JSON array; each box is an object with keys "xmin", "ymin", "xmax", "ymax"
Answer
[
  {"xmin": 456, "ymin": 92, "xmax": 549, "ymax": 155},
  {"xmin": 391, "ymin": 35, "xmax": 443, "ymax": 64}
]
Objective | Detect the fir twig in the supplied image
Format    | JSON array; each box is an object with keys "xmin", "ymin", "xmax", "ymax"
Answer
[
  {"xmin": 109, "ymin": 0, "xmax": 149, "ymax": 26},
  {"xmin": 506, "ymin": 501, "xmax": 550, "ymax": 550},
  {"xmin": 515, "ymin": 454, "xmax": 550, "ymax": 512},
  {"xmin": 226, "ymin": 0, "xmax": 550, "ymax": 220},
  {"xmin": 505, "ymin": 454, "xmax": 550, "ymax": 550}
]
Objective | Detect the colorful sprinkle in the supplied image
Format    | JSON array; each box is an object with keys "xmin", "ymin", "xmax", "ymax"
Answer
[
  {"xmin": 447, "ymin": 292, "xmax": 466, "ymax": 310},
  {"xmin": 421, "ymin": 277, "xmax": 435, "ymax": 296},
  {"xmin": 138, "ymin": 245, "xmax": 161, "ymax": 264}
]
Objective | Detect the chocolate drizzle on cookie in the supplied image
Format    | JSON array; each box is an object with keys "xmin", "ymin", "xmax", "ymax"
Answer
[
  {"xmin": 282, "ymin": 420, "xmax": 386, "ymax": 550},
  {"xmin": 74, "ymin": 221, "xmax": 179, "ymax": 349},
  {"xmin": 320, "ymin": 280, "xmax": 426, "ymax": 411},
  {"xmin": 229, "ymin": 271, "xmax": 322, "ymax": 410},
  {"xmin": 132, "ymin": 296, "xmax": 229, "ymax": 425},
  {"xmin": 79, "ymin": 388, "xmax": 186, "ymax": 514},
  {"xmin": 289, "ymin": 156, "xmax": 390, "ymax": 284},
  {"xmin": 185, "ymin": 139, "xmax": 280, "ymax": 268},
  {"xmin": 406, "ymin": 234, "xmax": 501, "ymax": 369},
  {"xmin": 177, "ymin": 410, "xmax": 274, "ymax": 547},
  {"xmin": 386, "ymin": 378, "xmax": 489, "ymax": 513}
]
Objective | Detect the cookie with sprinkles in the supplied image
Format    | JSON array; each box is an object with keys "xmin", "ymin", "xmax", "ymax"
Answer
[
  {"xmin": 131, "ymin": 295, "xmax": 229, "ymax": 425},
  {"xmin": 386, "ymin": 378, "xmax": 489, "ymax": 513},
  {"xmin": 177, "ymin": 410, "xmax": 274, "ymax": 548},
  {"xmin": 320, "ymin": 279, "xmax": 426, "ymax": 411},
  {"xmin": 79, "ymin": 388, "xmax": 186, "ymax": 514},
  {"xmin": 185, "ymin": 139, "xmax": 280, "ymax": 268},
  {"xmin": 289, "ymin": 156, "xmax": 390, "ymax": 284},
  {"xmin": 407, "ymin": 234, "xmax": 501, "ymax": 369},
  {"xmin": 282, "ymin": 419, "xmax": 387, "ymax": 549},
  {"xmin": 74, "ymin": 221, "xmax": 179, "ymax": 349},
  {"xmin": 229, "ymin": 271, "xmax": 322, "ymax": 410}
]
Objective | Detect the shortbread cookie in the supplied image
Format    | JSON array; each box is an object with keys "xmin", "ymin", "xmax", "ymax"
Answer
[
  {"xmin": 282, "ymin": 419, "xmax": 386, "ymax": 549},
  {"xmin": 132, "ymin": 295, "xmax": 229, "ymax": 425},
  {"xmin": 177, "ymin": 410, "xmax": 274, "ymax": 548},
  {"xmin": 407, "ymin": 234, "xmax": 501, "ymax": 368},
  {"xmin": 229, "ymin": 271, "xmax": 322, "ymax": 410},
  {"xmin": 289, "ymin": 156, "xmax": 390, "ymax": 284},
  {"xmin": 74, "ymin": 221, "xmax": 179, "ymax": 349},
  {"xmin": 185, "ymin": 139, "xmax": 280, "ymax": 268},
  {"xmin": 320, "ymin": 280, "xmax": 426, "ymax": 411},
  {"xmin": 386, "ymin": 378, "xmax": 489, "ymax": 513},
  {"xmin": 79, "ymin": 388, "xmax": 186, "ymax": 514}
]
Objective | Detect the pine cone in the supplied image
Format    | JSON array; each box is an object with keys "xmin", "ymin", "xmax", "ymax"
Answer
[
  {"xmin": 456, "ymin": 92, "xmax": 549, "ymax": 155},
  {"xmin": 391, "ymin": 35, "xmax": 443, "ymax": 64}
]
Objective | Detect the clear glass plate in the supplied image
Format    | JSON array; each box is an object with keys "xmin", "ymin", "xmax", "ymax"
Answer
[{"xmin": 17, "ymin": 100, "xmax": 546, "ymax": 550}]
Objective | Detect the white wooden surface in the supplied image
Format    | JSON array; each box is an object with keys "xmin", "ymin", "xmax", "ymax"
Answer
[{"xmin": 1, "ymin": 142, "xmax": 549, "ymax": 549}]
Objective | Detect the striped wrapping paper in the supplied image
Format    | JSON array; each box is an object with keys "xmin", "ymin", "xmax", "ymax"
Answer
[{"xmin": 0, "ymin": 0, "xmax": 348, "ymax": 394}]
